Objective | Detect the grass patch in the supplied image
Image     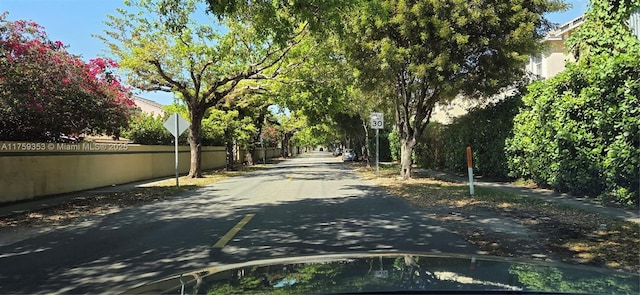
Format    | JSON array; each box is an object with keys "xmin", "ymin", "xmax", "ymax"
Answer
[{"xmin": 353, "ymin": 163, "xmax": 640, "ymax": 273}]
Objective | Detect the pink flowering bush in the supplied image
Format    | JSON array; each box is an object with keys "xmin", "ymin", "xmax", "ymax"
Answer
[{"xmin": 0, "ymin": 12, "xmax": 136, "ymax": 141}]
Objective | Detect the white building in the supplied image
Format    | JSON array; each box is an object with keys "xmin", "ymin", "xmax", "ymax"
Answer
[
  {"xmin": 432, "ymin": 10, "xmax": 640, "ymax": 124},
  {"xmin": 131, "ymin": 96, "xmax": 165, "ymax": 117},
  {"xmin": 526, "ymin": 15, "xmax": 584, "ymax": 79}
]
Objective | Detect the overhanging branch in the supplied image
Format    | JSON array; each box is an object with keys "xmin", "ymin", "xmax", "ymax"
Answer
[
  {"xmin": 134, "ymin": 84, "xmax": 173, "ymax": 92},
  {"xmin": 201, "ymin": 26, "xmax": 308, "ymax": 104},
  {"xmin": 148, "ymin": 59, "xmax": 187, "ymax": 91}
]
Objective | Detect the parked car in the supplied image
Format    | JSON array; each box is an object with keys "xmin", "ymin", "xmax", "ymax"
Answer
[
  {"xmin": 332, "ymin": 147, "xmax": 342, "ymax": 156},
  {"xmin": 342, "ymin": 149, "xmax": 356, "ymax": 161}
]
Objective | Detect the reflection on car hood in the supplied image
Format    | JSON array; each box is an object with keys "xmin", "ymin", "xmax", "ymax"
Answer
[{"xmin": 123, "ymin": 252, "xmax": 639, "ymax": 295}]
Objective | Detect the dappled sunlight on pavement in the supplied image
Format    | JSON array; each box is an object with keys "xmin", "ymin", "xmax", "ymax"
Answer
[{"xmin": 0, "ymin": 152, "xmax": 475, "ymax": 294}]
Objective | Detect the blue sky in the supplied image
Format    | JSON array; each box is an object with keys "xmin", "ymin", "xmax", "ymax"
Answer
[{"xmin": 1, "ymin": 0, "xmax": 590, "ymax": 105}]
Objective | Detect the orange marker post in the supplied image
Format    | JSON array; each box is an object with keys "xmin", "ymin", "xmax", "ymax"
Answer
[{"xmin": 466, "ymin": 146, "xmax": 474, "ymax": 195}]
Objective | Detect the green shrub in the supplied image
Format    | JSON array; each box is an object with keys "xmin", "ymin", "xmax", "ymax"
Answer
[
  {"xmin": 122, "ymin": 113, "xmax": 181, "ymax": 145},
  {"xmin": 503, "ymin": 0, "xmax": 640, "ymax": 206},
  {"xmin": 122, "ymin": 112, "xmax": 223, "ymax": 146},
  {"xmin": 369, "ymin": 130, "xmax": 393, "ymax": 162},
  {"xmin": 506, "ymin": 56, "xmax": 639, "ymax": 205},
  {"xmin": 437, "ymin": 94, "xmax": 523, "ymax": 178},
  {"xmin": 388, "ymin": 129, "xmax": 401, "ymax": 161},
  {"xmin": 415, "ymin": 122, "xmax": 446, "ymax": 169}
]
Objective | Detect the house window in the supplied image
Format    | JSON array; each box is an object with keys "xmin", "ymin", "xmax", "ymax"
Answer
[
  {"xmin": 629, "ymin": 9, "xmax": 640, "ymax": 40},
  {"xmin": 530, "ymin": 55, "xmax": 543, "ymax": 77}
]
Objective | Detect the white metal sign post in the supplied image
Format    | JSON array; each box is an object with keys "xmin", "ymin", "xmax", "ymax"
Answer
[
  {"xmin": 466, "ymin": 146, "xmax": 475, "ymax": 195},
  {"xmin": 370, "ymin": 112, "xmax": 384, "ymax": 177},
  {"xmin": 163, "ymin": 113, "xmax": 189, "ymax": 187}
]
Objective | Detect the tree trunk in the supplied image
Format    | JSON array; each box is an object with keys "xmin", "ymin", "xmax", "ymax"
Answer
[
  {"xmin": 224, "ymin": 127, "xmax": 234, "ymax": 170},
  {"xmin": 245, "ymin": 146, "xmax": 254, "ymax": 166},
  {"xmin": 281, "ymin": 131, "xmax": 292, "ymax": 158},
  {"xmin": 362, "ymin": 120, "xmax": 370, "ymax": 167},
  {"xmin": 400, "ymin": 136, "xmax": 416, "ymax": 180},
  {"xmin": 246, "ymin": 112, "xmax": 265, "ymax": 166},
  {"xmin": 188, "ymin": 107, "xmax": 205, "ymax": 178}
]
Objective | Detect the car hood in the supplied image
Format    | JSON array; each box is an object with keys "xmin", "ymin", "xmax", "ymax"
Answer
[{"xmin": 123, "ymin": 252, "xmax": 639, "ymax": 295}]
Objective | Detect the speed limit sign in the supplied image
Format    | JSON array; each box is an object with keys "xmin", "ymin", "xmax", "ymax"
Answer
[{"xmin": 370, "ymin": 112, "xmax": 384, "ymax": 129}]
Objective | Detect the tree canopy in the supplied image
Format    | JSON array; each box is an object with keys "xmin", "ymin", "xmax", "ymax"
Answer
[
  {"xmin": 342, "ymin": 0, "xmax": 566, "ymax": 179},
  {"xmin": 204, "ymin": 0, "xmax": 356, "ymax": 43},
  {"xmin": 100, "ymin": 0, "xmax": 310, "ymax": 177},
  {"xmin": 100, "ymin": 0, "xmax": 574, "ymax": 181}
]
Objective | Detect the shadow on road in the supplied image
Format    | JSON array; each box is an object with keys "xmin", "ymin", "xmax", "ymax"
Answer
[
  {"xmin": 0, "ymin": 156, "xmax": 475, "ymax": 294},
  {"xmin": 211, "ymin": 187, "xmax": 474, "ymax": 264}
]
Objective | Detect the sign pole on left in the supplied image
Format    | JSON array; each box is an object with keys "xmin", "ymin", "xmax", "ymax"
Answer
[
  {"xmin": 174, "ymin": 114, "xmax": 179, "ymax": 187},
  {"xmin": 163, "ymin": 113, "xmax": 189, "ymax": 187}
]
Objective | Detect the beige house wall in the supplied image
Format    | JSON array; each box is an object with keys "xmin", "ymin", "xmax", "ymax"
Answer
[
  {"xmin": 531, "ymin": 16, "xmax": 583, "ymax": 79},
  {"xmin": 432, "ymin": 89, "xmax": 517, "ymax": 124},
  {"xmin": 432, "ymin": 98, "xmax": 477, "ymax": 125},
  {"xmin": 544, "ymin": 40, "xmax": 570, "ymax": 78},
  {"xmin": 0, "ymin": 143, "xmax": 282, "ymax": 204},
  {"xmin": 131, "ymin": 96, "xmax": 165, "ymax": 117}
]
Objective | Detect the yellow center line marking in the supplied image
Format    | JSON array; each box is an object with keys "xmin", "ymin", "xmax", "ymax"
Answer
[
  {"xmin": 288, "ymin": 176, "xmax": 294, "ymax": 181},
  {"xmin": 213, "ymin": 213, "xmax": 255, "ymax": 248}
]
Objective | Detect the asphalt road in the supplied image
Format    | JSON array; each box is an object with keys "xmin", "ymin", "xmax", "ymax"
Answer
[{"xmin": 0, "ymin": 152, "xmax": 475, "ymax": 294}]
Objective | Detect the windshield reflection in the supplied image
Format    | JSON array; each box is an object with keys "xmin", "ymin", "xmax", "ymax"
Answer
[{"xmin": 124, "ymin": 253, "xmax": 639, "ymax": 295}]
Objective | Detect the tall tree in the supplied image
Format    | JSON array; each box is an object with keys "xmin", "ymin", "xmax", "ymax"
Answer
[
  {"xmin": 0, "ymin": 13, "xmax": 134, "ymax": 141},
  {"xmin": 100, "ymin": 0, "xmax": 307, "ymax": 177},
  {"xmin": 344, "ymin": 0, "xmax": 566, "ymax": 179},
  {"xmin": 294, "ymin": 123, "xmax": 336, "ymax": 148},
  {"xmin": 206, "ymin": 0, "xmax": 370, "ymax": 145}
]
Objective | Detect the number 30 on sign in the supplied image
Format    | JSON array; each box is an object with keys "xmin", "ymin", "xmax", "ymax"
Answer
[{"xmin": 370, "ymin": 112, "xmax": 384, "ymax": 129}]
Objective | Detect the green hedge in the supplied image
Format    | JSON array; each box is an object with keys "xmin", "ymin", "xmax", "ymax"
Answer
[
  {"xmin": 411, "ymin": 52, "xmax": 639, "ymax": 206},
  {"xmin": 371, "ymin": 130, "xmax": 393, "ymax": 162},
  {"xmin": 122, "ymin": 113, "xmax": 183, "ymax": 145},
  {"xmin": 506, "ymin": 55, "xmax": 639, "ymax": 205},
  {"xmin": 387, "ymin": 129, "xmax": 401, "ymax": 162},
  {"xmin": 415, "ymin": 123, "xmax": 446, "ymax": 169},
  {"xmin": 415, "ymin": 94, "xmax": 523, "ymax": 178}
]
